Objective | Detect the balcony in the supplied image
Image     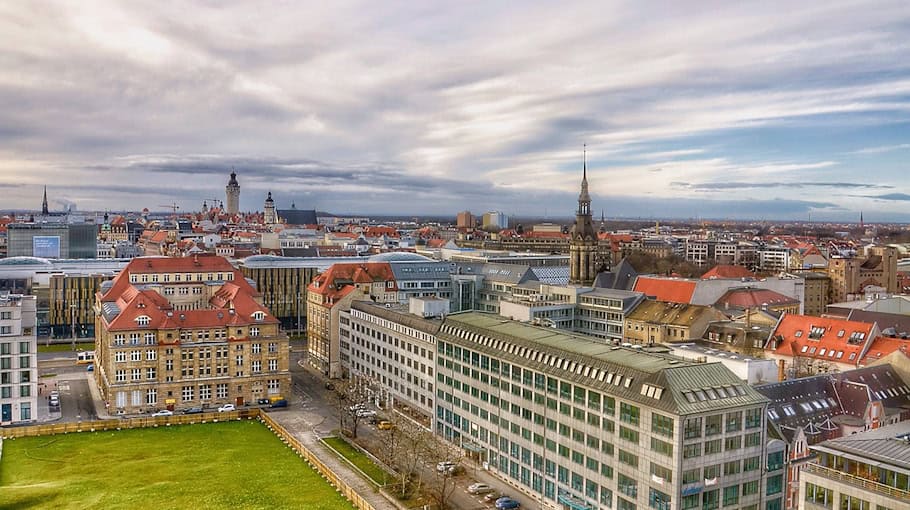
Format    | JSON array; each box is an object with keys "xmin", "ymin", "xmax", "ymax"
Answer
[{"xmin": 803, "ymin": 464, "xmax": 910, "ymax": 501}]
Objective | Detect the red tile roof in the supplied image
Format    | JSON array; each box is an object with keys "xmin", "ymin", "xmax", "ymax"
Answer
[
  {"xmin": 701, "ymin": 265, "xmax": 756, "ymax": 280},
  {"xmin": 307, "ymin": 262, "xmax": 396, "ymax": 307},
  {"xmin": 99, "ymin": 256, "xmax": 275, "ymax": 334},
  {"xmin": 714, "ymin": 287, "xmax": 799, "ymax": 309},
  {"xmin": 860, "ymin": 336, "xmax": 910, "ymax": 365},
  {"xmin": 767, "ymin": 314, "xmax": 878, "ymax": 365},
  {"xmin": 633, "ymin": 276, "xmax": 697, "ymax": 304}
]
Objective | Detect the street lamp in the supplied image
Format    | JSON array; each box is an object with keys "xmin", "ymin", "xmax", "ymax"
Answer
[{"xmin": 70, "ymin": 303, "xmax": 78, "ymax": 351}]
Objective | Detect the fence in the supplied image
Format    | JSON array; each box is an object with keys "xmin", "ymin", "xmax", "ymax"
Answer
[
  {"xmin": 259, "ymin": 412, "xmax": 378, "ymax": 510},
  {"xmin": 0, "ymin": 408, "xmax": 261, "ymax": 439}
]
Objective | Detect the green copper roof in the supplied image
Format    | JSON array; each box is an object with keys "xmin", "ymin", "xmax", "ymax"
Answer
[{"xmin": 441, "ymin": 312, "xmax": 768, "ymax": 415}]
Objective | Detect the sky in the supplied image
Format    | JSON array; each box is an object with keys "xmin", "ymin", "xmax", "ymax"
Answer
[{"xmin": 2, "ymin": 1, "xmax": 909, "ymax": 221}]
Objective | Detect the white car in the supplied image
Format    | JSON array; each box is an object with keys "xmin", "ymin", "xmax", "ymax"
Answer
[
  {"xmin": 217, "ymin": 404, "xmax": 236, "ymax": 412},
  {"xmin": 436, "ymin": 461, "xmax": 457, "ymax": 473},
  {"xmin": 468, "ymin": 482, "xmax": 493, "ymax": 494},
  {"xmin": 151, "ymin": 410, "xmax": 173, "ymax": 417},
  {"xmin": 356, "ymin": 409, "xmax": 377, "ymax": 418}
]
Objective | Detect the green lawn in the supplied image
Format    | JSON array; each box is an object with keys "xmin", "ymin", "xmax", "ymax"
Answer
[
  {"xmin": 0, "ymin": 421, "xmax": 356, "ymax": 510},
  {"xmin": 322, "ymin": 436, "xmax": 389, "ymax": 486},
  {"xmin": 37, "ymin": 342, "xmax": 94, "ymax": 353}
]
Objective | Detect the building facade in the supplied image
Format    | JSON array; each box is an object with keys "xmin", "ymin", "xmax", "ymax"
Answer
[
  {"xmin": 0, "ymin": 294, "xmax": 37, "ymax": 425},
  {"xmin": 7, "ymin": 222, "xmax": 97, "ymax": 259},
  {"xmin": 94, "ymin": 256, "xmax": 290, "ymax": 414},
  {"xmin": 800, "ymin": 421, "xmax": 910, "ymax": 510},
  {"xmin": 435, "ymin": 313, "xmax": 775, "ymax": 510},
  {"xmin": 342, "ymin": 301, "xmax": 439, "ymax": 428}
]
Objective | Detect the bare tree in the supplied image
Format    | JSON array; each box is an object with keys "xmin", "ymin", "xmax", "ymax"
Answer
[
  {"xmin": 327, "ymin": 379, "xmax": 372, "ymax": 438},
  {"xmin": 423, "ymin": 432, "xmax": 463, "ymax": 510},
  {"xmin": 378, "ymin": 416, "xmax": 434, "ymax": 498}
]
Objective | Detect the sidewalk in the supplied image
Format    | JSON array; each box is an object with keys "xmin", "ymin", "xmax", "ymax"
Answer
[
  {"xmin": 85, "ymin": 373, "xmax": 114, "ymax": 419},
  {"xmin": 268, "ymin": 410, "xmax": 401, "ymax": 510}
]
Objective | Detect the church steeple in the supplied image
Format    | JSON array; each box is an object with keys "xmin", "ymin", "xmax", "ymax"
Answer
[
  {"xmin": 42, "ymin": 186, "xmax": 49, "ymax": 215},
  {"xmin": 570, "ymin": 146, "xmax": 600, "ymax": 286}
]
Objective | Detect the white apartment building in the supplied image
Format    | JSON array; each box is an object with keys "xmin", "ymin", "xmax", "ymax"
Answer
[{"xmin": 0, "ymin": 293, "xmax": 38, "ymax": 425}]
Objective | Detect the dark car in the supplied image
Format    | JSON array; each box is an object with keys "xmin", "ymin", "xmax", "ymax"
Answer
[
  {"xmin": 269, "ymin": 399, "xmax": 288, "ymax": 408},
  {"xmin": 182, "ymin": 407, "xmax": 204, "ymax": 414},
  {"xmin": 484, "ymin": 493, "xmax": 504, "ymax": 503},
  {"xmin": 495, "ymin": 497, "xmax": 520, "ymax": 509},
  {"xmin": 257, "ymin": 398, "xmax": 271, "ymax": 405}
]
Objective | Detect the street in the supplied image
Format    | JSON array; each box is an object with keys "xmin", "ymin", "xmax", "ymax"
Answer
[
  {"xmin": 37, "ymin": 354, "xmax": 98, "ymax": 423},
  {"xmin": 287, "ymin": 344, "xmax": 538, "ymax": 510}
]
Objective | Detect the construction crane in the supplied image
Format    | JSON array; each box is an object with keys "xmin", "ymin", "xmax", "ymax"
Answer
[{"xmin": 159, "ymin": 203, "xmax": 180, "ymax": 221}]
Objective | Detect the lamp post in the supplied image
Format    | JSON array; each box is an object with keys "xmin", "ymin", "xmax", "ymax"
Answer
[
  {"xmin": 296, "ymin": 291, "xmax": 301, "ymax": 334},
  {"xmin": 71, "ymin": 303, "xmax": 78, "ymax": 351}
]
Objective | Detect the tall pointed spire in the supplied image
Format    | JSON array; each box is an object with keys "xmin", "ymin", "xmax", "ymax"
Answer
[
  {"xmin": 583, "ymin": 143, "xmax": 587, "ymax": 181},
  {"xmin": 41, "ymin": 186, "xmax": 49, "ymax": 215}
]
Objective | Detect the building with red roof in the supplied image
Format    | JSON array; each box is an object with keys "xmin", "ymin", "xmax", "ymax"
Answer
[
  {"xmin": 701, "ymin": 264, "xmax": 756, "ymax": 280},
  {"xmin": 714, "ymin": 287, "xmax": 800, "ymax": 315},
  {"xmin": 632, "ymin": 276, "xmax": 697, "ymax": 304},
  {"xmin": 765, "ymin": 314, "xmax": 880, "ymax": 376},
  {"xmin": 306, "ymin": 262, "xmax": 397, "ymax": 377},
  {"xmin": 94, "ymin": 255, "xmax": 290, "ymax": 414}
]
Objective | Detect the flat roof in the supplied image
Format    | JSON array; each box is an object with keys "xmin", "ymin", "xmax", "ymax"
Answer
[{"xmin": 445, "ymin": 312, "xmax": 691, "ymax": 374}]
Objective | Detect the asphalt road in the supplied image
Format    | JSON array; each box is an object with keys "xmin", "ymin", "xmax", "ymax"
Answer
[{"xmin": 38, "ymin": 356, "xmax": 98, "ymax": 422}]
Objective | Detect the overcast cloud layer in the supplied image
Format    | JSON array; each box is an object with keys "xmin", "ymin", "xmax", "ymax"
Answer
[{"xmin": 2, "ymin": 1, "xmax": 909, "ymax": 220}]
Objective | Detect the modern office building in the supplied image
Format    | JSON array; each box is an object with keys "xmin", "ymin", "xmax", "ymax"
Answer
[
  {"xmin": 0, "ymin": 293, "xmax": 37, "ymax": 425},
  {"xmin": 500, "ymin": 283, "xmax": 646, "ymax": 343},
  {"xmin": 342, "ymin": 300, "xmax": 441, "ymax": 428},
  {"xmin": 434, "ymin": 313, "xmax": 775, "ymax": 510},
  {"xmin": 800, "ymin": 421, "xmax": 910, "ymax": 510},
  {"xmin": 94, "ymin": 255, "xmax": 290, "ymax": 414},
  {"xmin": 7, "ymin": 222, "xmax": 97, "ymax": 259},
  {"xmin": 482, "ymin": 211, "xmax": 509, "ymax": 231}
]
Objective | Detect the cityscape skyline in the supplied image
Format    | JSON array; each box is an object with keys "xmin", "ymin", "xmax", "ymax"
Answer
[{"xmin": 2, "ymin": 2, "xmax": 909, "ymax": 220}]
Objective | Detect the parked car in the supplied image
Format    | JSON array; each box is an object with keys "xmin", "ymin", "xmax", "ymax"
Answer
[
  {"xmin": 217, "ymin": 404, "xmax": 236, "ymax": 412},
  {"xmin": 269, "ymin": 399, "xmax": 288, "ymax": 408},
  {"xmin": 349, "ymin": 403, "xmax": 366, "ymax": 412},
  {"xmin": 436, "ymin": 461, "xmax": 457, "ymax": 473},
  {"xmin": 356, "ymin": 409, "xmax": 377, "ymax": 418},
  {"xmin": 182, "ymin": 407, "xmax": 203, "ymax": 414},
  {"xmin": 495, "ymin": 497, "xmax": 520, "ymax": 509},
  {"xmin": 468, "ymin": 482, "xmax": 493, "ymax": 495},
  {"xmin": 257, "ymin": 398, "xmax": 271, "ymax": 405},
  {"xmin": 151, "ymin": 410, "xmax": 173, "ymax": 417},
  {"xmin": 484, "ymin": 492, "xmax": 505, "ymax": 503},
  {"xmin": 86, "ymin": 364, "xmax": 94, "ymax": 372},
  {"xmin": 377, "ymin": 420, "xmax": 394, "ymax": 430}
]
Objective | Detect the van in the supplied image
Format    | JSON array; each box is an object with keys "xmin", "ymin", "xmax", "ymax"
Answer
[
  {"xmin": 269, "ymin": 395, "xmax": 285, "ymax": 404},
  {"xmin": 269, "ymin": 399, "xmax": 288, "ymax": 408}
]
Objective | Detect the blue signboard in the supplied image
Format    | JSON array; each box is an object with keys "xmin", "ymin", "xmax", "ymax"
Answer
[{"xmin": 33, "ymin": 236, "xmax": 61, "ymax": 258}]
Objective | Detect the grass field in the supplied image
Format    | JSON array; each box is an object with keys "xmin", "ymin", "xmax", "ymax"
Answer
[
  {"xmin": 322, "ymin": 436, "xmax": 389, "ymax": 486},
  {"xmin": 37, "ymin": 342, "xmax": 94, "ymax": 353},
  {"xmin": 0, "ymin": 421, "xmax": 356, "ymax": 510}
]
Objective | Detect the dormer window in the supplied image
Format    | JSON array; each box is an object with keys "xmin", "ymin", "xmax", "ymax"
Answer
[
  {"xmin": 136, "ymin": 315, "xmax": 151, "ymax": 327},
  {"xmin": 794, "ymin": 330, "xmax": 803, "ymax": 338},
  {"xmin": 252, "ymin": 311, "xmax": 265, "ymax": 321}
]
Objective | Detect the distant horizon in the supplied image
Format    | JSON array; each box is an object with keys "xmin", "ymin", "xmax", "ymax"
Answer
[{"xmin": 1, "ymin": 207, "xmax": 899, "ymax": 227}]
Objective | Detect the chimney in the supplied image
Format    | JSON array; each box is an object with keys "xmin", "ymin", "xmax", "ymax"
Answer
[{"xmin": 778, "ymin": 359, "xmax": 786, "ymax": 382}]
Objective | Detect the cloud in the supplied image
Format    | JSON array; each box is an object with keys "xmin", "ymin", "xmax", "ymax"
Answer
[
  {"xmin": 674, "ymin": 181, "xmax": 894, "ymax": 191},
  {"xmin": 865, "ymin": 193, "xmax": 910, "ymax": 201},
  {"xmin": 844, "ymin": 144, "xmax": 910, "ymax": 155},
  {"xmin": 0, "ymin": 1, "xmax": 908, "ymax": 219}
]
